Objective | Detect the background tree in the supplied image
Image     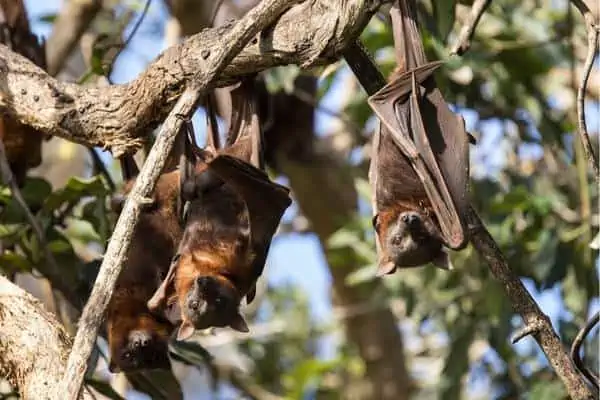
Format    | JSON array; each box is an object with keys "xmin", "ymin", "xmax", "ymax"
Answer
[{"xmin": 0, "ymin": 0, "xmax": 597, "ymax": 399}]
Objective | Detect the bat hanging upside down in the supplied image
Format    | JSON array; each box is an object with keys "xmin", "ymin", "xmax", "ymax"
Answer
[
  {"xmin": 148, "ymin": 78, "xmax": 292, "ymax": 341},
  {"xmin": 105, "ymin": 155, "xmax": 182, "ymax": 373},
  {"xmin": 347, "ymin": 0, "xmax": 472, "ymax": 276}
]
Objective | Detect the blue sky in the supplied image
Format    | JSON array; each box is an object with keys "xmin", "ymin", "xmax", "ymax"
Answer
[{"xmin": 24, "ymin": 0, "xmax": 599, "ymax": 396}]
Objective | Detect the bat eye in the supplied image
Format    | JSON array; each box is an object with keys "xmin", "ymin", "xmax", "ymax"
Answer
[
  {"xmin": 189, "ymin": 300, "xmax": 199, "ymax": 310},
  {"xmin": 123, "ymin": 351, "xmax": 133, "ymax": 360},
  {"xmin": 372, "ymin": 215, "xmax": 380, "ymax": 230}
]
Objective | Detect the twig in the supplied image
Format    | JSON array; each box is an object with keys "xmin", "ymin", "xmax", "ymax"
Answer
[
  {"xmin": 109, "ymin": 0, "xmax": 152, "ymax": 81},
  {"xmin": 450, "ymin": 0, "xmax": 491, "ymax": 55},
  {"xmin": 0, "ymin": 141, "xmax": 63, "ymax": 297},
  {"xmin": 57, "ymin": 0, "xmax": 301, "ymax": 397},
  {"xmin": 466, "ymin": 206, "xmax": 596, "ymax": 400},
  {"xmin": 88, "ymin": 148, "xmax": 116, "ymax": 192},
  {"xmin": 571, "ymin": 311, "xmax": 600, "ymax": 391},
  {"xmin": 570, "ymin": 0, "xmax": 600, "ymax": 183}
]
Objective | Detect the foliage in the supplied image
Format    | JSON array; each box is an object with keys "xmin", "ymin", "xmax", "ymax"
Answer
[{"xmin": 0, "ymin": 0, "xmax": 597, "ymax": 398}]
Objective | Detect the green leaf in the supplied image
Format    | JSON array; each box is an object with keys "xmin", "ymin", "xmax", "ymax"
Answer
[
  {"xmin": 43, "ymin": 176, "xmax": 108, "ymax": 212},
  {"xmin": 38, "ymin": 13, "xmax": 57, "ymax": 23},
  {"xmin": 433, "ymin": 0, "xmax": 456, "ymax": 41},
  {"xmin": 85, "ymin": 379, "xmax": 125, "ymax": 400},
  {"xmin": 529, "ymin": 380, "xmax": 567, "ymax": 400},
  {"xmin": 345, "ymin": 264, "xmax": 377, "ymax": 286},
  {"xmin": 0, "ymin": 251, "xmax": 33, "ymax": 273}
]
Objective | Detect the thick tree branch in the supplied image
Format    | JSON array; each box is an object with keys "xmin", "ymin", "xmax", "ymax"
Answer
[
  {"xmin": 0, "ymin": 0, "xmax": 379, "ymax": 156},
  {"xmin": 0, "ymin": 276, "xmax": 93, "ymax": 400},
  {"xmin": 570, "ymin": 0, "xmax": 599, "ymax": 182},
  {"xmin": 57, "ymin": 0, "xmax": 302, "ymax": 397},
  {"xmin": 450, "ymin": 0, "xmax": 491, "ymax": 55},
  {"xmin": 466, "ymin": 207, "xmax": 596, "ymax": 400},
  {"xmin": 45, "ymin": 0, "xmax": 103, "ymax": 76}
]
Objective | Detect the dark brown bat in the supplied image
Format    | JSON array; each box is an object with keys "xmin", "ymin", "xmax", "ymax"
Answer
[
  {"xmin": 349, "ymin": 0, "xmax": 471, "ymax": 276},
  {"xmin": 148, "ymin": 79, "xmax": 291, "ymax": 340},
  {"xmin": 105, "ymin": 154, "xmax": 181, "ymax": 373}
]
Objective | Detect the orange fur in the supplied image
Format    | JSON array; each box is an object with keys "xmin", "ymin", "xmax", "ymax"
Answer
[{"xmin": 106, "ymin": 169, "xmax": 182, "ymax": 372}]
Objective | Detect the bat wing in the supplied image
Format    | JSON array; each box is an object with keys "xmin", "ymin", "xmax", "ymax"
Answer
[
  {"xmin": 368, "ymin": 64, "xmax": 468, "ymax": 249},
  {"xmin": 207, "ymin": 154, "xmax": 291, "ymax": 279}
]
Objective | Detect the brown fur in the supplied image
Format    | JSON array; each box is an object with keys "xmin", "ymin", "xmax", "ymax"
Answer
[
  {"xmin": 170, "ymin": 161, "xmax": 254, "ymax": 334},
  {"xmin": 106, "ymin": 169, "xmax": 182, "ymax": 372}
]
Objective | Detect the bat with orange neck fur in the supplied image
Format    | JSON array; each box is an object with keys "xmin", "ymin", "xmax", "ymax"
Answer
[
  {"xmin": 105, "ymin": 154, "xmax": 181, "ymax": 372},
  {"xmin": 344, "ymin": 0, "xmax": 472, "ymax": 276},
  {"xmin": 148, "ymin": 79, "xmax": 291, "ymax": 340}
]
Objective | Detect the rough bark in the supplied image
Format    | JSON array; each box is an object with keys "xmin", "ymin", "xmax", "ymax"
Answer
[
  {"xmin": 0, "ymin": 0, "xmax": 380, "ymax": 156},
  {"xmin": 0, "ymin": 276, "xmax": 93, "ymax": 400}
]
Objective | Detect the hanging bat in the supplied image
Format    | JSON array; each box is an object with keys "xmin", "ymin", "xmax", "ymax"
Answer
[
  {"xmin": 105, "ymin": 154, "xmax": 182, "ymax": 373},
  {"xmin": 147, "ymin": 79, "xmax": 291, "ymax": 341},
  {"xmin": 346, "ymin": 0, "xmax": 471, "ymax": 276}
]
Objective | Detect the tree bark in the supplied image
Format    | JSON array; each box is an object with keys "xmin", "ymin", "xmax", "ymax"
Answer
[
  {"xmin": 0, "ymin": 0, "xmax": 380, "ymax": 156},
  {"xmin": 0, "ymin": 276, "xmax": 93, "ymax": 400}
]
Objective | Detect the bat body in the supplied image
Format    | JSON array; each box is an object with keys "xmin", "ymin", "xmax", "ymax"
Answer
[
  {"xmin": 148, "ymin": 79, "xmax": 291, "ymax": 340},
  {"xmin": 365, "ymin": 0, "xmax": 471, "ymax": 275},
  {"xmin": 105, "ymin": 156, "xmax": 181, "ymax": 373}
]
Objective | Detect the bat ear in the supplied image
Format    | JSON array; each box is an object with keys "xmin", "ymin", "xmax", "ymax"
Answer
[
  {"xmin": 245, "ymin": 285, "xmax": 257, "ymax": 304},
  {"xmin": 229, "ymin": 313, "xmax": 249, "ymax": 333},
  {"xmin": 108, "ymin": 359, "xmax": 121, "ymax": 373},
  {"xmin": 176, "ymin": 320, "xmax": 195, "ymax": 341},
  {"xmin": 376, "ymin": 260, "xmax": 396, "ymax": 277},
  {"xmin": 432, "ymin": 251, "xmax": 454, "ymax": 271}
]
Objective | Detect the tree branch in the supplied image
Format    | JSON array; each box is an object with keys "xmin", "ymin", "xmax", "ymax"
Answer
[
  {"xmin": 450, "ymin": 0, "xmax": 491, "ymax": 55},
  {"xmin": 570, "ymin": 0, "xmax": 599, "ymax": 182},
  {"xmin": 57, "ymin": 0, "xmax": 303, "ymax": 397},
  {"xmin": 45, "ymin": 0, "xmax": 103, "ymax": 76},
  {"xmin": 0, "ymin": 276, "xmax": 93, "ymax": 399},
  {"xmin": 0, "ymin": 0, "xmax": 379, "ymax": 156},
  {"xmin": 571, "ymin": 311, "xmax": 600, "ymax": 391},
  {"xmin": 466, "ymin": 207, "xmax": 596, "ymax": 400}
]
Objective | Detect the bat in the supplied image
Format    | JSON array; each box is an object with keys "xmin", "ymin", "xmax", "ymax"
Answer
[
  {"xmin": 147, "ymin": 81, "xmax": 291, "ymax": 339},
  {"xmin": 347, "ymin": 0, "xmax": 471, "ymax": 276},
  {"xmin": 147, "ymin": 79, "xmax": 291, "ymax": 340},
  {"xmin": 105, "ymin": 154, "xmax": 182, "ymax": 373}
]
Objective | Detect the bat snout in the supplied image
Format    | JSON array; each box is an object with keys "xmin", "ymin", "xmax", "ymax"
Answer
[{"xmin": 111, "ymin": 330, "xmax": 170, "ymax": 372}]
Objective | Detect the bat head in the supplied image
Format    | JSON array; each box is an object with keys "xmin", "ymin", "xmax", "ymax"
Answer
[
  {"xmin": 174, "ymin": 252, "xmax": 249, "ymax": 341},
  {"xmin": 374, "ymin": 210, "xmax": 453, "ymax": 275},
  {"xmin": 107, "ymin": 314, "xmax": 172, "ymax": 373}
]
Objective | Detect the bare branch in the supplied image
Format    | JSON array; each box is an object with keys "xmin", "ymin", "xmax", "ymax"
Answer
[
  {"xmin": 450, "ymin": 0, "xmax": 491, "ymax": 55},
  {"xmin": 0, "ymin": 0, "xmax": 379, "ymax": 156},
  {"xmin": 0, "ymin": 276, "xmax": 92, "ymax": 400},
  {"xmin": 467, "ymin": 207, "xmax": 596, "ymax": 400},
  {"xmin": 570, "ymin": 0, "xmax": 600, "ymax": 182},
  {"xmin": 571, "ymin": 311, "xmax": 600, "ymax": 391},
  {"xmin": 45, "ymin": 0, "xmax": 103, "ymax": 76},
  {"xmin": 57, "ymin": 0, "xmax": 303, "ymax": 397}
]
